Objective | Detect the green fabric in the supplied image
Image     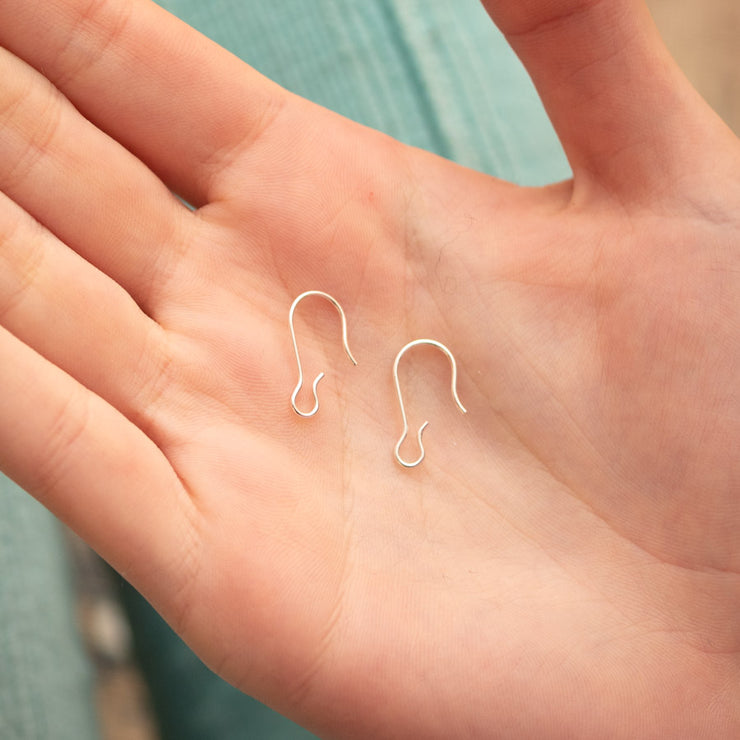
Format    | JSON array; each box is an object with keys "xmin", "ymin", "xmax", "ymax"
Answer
[
  {"xmin": 116, "ymin": 2, "xmax": 570, "ymax": 739},
  {"xmin": 0, "ymin": 475, "xmax": 98, "ymax": 740}
]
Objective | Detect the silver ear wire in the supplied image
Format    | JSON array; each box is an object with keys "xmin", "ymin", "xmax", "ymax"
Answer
[
  {"xmin": 393, "ymin": 339, "xmax": 467, "ymax": 467},
  {"xmin": 289, "ymin": 291, "xmax": 357, "ymax": 417}
]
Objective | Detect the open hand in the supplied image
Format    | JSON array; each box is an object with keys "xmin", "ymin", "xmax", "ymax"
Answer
[{"xmin": 0, "ymin": 1, "xmax": 738, "ymax": 736}]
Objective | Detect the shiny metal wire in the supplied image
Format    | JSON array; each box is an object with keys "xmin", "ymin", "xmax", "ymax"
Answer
[
  {"xmin": 289, "ymin": 291, "xmax": 357, "ymax": 417},
  {"xmin": 393, "ymin": 339, "xmax": 467, "ymax": 467}
]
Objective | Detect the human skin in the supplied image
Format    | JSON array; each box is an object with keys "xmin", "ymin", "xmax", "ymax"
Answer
[{"xmin": 0, "ymin": 0, "xmax": 738, "ymax": 737}]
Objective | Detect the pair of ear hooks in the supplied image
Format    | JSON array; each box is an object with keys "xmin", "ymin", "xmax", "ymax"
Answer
[{"xmin": 289, "ymin": 290, "xmax": 467, "ymax": 468}]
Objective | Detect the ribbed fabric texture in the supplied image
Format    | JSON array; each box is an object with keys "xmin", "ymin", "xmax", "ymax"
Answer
[{"xmin": 0, "ymin": 476, "xmax": 98, "ymax": 740}]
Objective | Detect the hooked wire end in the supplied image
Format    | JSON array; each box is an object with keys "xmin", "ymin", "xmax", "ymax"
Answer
[{"xmin": 289, "ymin": 291, "xmax": 356, "ymax": 417}]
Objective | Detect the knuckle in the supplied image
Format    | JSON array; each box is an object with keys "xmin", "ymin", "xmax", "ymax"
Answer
[
  {"xmin": 53, "ymin": 0, "xmax": 134, "ymax": 88},
  {"xmin": 126, "ymin": 323, "xmax": 179, "ymax": 439},
  {"xmin": 0, "ymin": 64, "xmax": 65, "ymax": 191},
  {"xmin": 34, "ymin": 384, "xmax": 91, "ymax": 496},
  {"xmin": 0, "ymin": 216, "xmax": 46, "ymax": 323}
]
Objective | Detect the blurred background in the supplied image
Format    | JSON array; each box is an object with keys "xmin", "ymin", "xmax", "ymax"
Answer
[
  {"xmin": 75, "ymin": 1, "xmax": 737, "ymax": 739},
  {"xmin": 649, "ymin": 0, "xmax": 739, "ymax": 133}
]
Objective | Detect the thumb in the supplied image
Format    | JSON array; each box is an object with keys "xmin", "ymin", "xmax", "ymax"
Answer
[{"xmin": 480, "ymin": 0, "xmax": 732, "ymax": 195}]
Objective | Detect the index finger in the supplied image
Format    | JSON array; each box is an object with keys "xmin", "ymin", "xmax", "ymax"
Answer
[{"xmin": 0, "ymin": 0, "xmax": 289, "ymax": 206}]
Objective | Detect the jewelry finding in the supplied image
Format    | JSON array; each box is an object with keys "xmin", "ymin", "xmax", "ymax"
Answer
[
  {"xmin": 393, "ymin": 339, "xmax": 467, "ymax": 467},
  {"xmin": 289, "ymin": 291, "xmax": 357, "ymax": 417}
]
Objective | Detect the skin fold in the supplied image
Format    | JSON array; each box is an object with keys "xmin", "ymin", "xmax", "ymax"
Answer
[{"xmin": 0, "ymin": 0, "xmax": 737, "ymax": 736}]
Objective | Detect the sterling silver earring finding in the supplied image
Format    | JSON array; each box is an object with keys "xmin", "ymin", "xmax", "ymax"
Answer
[
  {"xmin": 392, "ymin": 339, "xmax": 467, "ymax": 468},
  {"xmin": 289, "ymin": 291, "xmax": 357, "ymax": 417}
]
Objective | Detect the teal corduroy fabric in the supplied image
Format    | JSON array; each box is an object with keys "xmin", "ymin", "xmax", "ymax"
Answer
[{"xmin": 0, "ymin": 475, "xmax": 98, "ymax": 740}]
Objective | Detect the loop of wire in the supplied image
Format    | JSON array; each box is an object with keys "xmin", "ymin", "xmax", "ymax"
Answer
[
  {"xmin": 393, "ymin": 339, "xmax": 467, "ymax": 467},
  {"xmin": 289, "ymin": 291, "xmax": 357, "ymax": 417}
]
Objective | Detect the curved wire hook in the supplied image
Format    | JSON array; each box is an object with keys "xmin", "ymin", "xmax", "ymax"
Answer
[
  {"xmin": 393, "ymin": 339, "xmax": 467, "ymax": 467},
  {"xmin": 289, "ymin": 291, "xmax": 357, "ymax": 417}
]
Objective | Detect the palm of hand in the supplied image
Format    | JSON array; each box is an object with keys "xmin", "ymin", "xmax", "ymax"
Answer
[
  {"xmin": 0, "ymin": 1, "xmax": 738, "ymax": 737},
  {"xmin": 179, "ymin": 121, "xmax": 739, "ymax": 737}
]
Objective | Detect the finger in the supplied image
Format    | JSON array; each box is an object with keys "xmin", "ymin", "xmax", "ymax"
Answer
[
  {"xmin": 0, "ymin": 189, "xmax": 177, "ymax": 441},
  {"xmin": 0, "ymin": 46, "xmax": 189, "ymax": 311},
  {"xmin": 0, "ymin": 0, "xmax": 289, "ymax": 206},
  {"xmin": 479, "ymin": 0, "xmax": 718, "ymax": 192},
  {"xmin": 0, "ymin": 324, "xmax": 194, "ymax": 606}
]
